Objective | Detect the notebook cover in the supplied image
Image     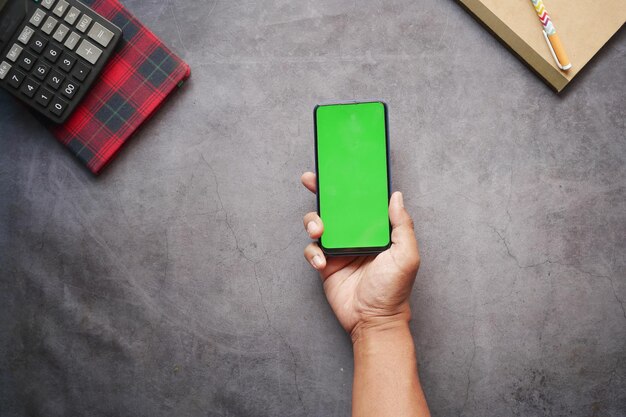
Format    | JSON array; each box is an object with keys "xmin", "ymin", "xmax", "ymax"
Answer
[
  {"xmin": 458, "ymin": 0, "xmax": 625, "ymax": 92},
  {"xmin": 49, "ymin": 0, "xmax": 191, "ymax": 174}
]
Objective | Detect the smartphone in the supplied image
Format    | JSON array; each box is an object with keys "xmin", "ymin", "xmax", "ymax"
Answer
[{"xmin": 314, "ymin": 101, "xmax": 391, "ymax": 255}]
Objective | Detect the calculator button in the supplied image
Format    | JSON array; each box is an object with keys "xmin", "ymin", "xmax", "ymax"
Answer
[
  {"xmin": 29, "ymin": 34, "xmax": 48, "ymax": 54},
  {"xmin": 29, "ymin": 9, "xmax": 47, "ymax": 27},
  {"xmin": 35, "ymin": 87, "xmax": 54, "ymax": 107},
  {"xmin": 18, "ymin": 26, "xmax": 35, "ymax": 45},
  {"xmin": 33, "ymin": 61, "xmax": 51, "ymax": 80},
  {"xmin": 76, "ymin": 39, "xmax": 102, "ymax": 64},
  {"xmin": 42, "ymin": 16, "xmax": 58, "ymax": 35},
  {"xmin": 41, "ymin": 0, "xmax": 56, "ymax": 10},
  {"xmin": 0, "ymin": 61, "xmax": 11, "ymax": 80},
  {"xmin": 64, "ymin": 32, "xmax": 80, "ymax": 50},
  {"xmin": 20, "ymin": 77, "xmax": 40, "ymax": 98},
  {"xmin": 18, "ymin": 51, "xmax": 36, "ymax": 71},
  {"xmin": 60, "ymin": 79, "xmax": 79, "ymax": 99},
  {"xmin": 59, "ymin": 53, "xmax": 76, "ymax": 72},
  {"xmin": 7, "ymin": 68, "xmax": 25, "ymax": 89},
  {"xmin": 46, "ymin": 69, "xmax": 65, "ymax": 90},
  {"xmin": 49, "ymin": 96, "xmax": 69, "ymax": 116},
  {"xmin": 88, "ymin": 22, "xmax": 115, "ymax": 47},
  {"xmin": 53, "ymin": 24, "xmax": 70, "ymax": 43},
  {"xmin": 6, "ymin": 44, "xmax": 23, "ymax": 62},
  {"xmin": 64, "ymin": 6, "xmax": 81, "ymax": 25},
  {"xmin": 71, "ymin": 61, "xmax": 90, "ymax": 81},
  {"xmin": 76, "ymin": 15, "xmax": 92, "ymax": 33},
  {"xmin": 53, "ymin": 0, "xmax": 69, "ymax": 18},
  {"xmin": 44, "ymin": 44, "xmax": 61, "ymax": 63}
]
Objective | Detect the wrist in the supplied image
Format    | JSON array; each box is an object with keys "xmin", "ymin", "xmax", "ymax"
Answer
[
  {"xmin": 350, "ymin": 305, "xmax": 412, "ymax": 346},
  {"xmin": 351, "ymin": 309, "xmax": 418, "ymax": 375},
  {"xmin": 350, "ymin": 306, "xmax": 429, "ymax": 417}
]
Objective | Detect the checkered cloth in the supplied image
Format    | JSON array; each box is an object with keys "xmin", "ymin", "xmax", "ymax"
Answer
[{"xmin": 50, "ymin": 0, "xmax": 190, "ymax": 174}]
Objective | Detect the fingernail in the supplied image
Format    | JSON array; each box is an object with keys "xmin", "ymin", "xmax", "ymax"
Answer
[
  {"xmin": 311, "ymin": 255, "xmax": 322, "ymax": 269},
  {"xmin": 397, "ymin": 192, "xmax": 404, "ymax": 208},
  {"xmin": 307, "ymin": 221, "xmax": 317, "ymax": 236}
]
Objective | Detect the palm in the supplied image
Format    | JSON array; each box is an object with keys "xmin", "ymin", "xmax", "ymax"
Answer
[
  {"xmin": 321, "ymin": 251, "xmax": 414, "ymax": 333},
  {"xmin": 301, "ymin": 171, "xmax": 419, "ymax": 335}
]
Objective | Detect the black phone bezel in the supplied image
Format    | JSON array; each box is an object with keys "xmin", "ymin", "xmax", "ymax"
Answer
[{"xmin": 313, "ymin": 100, "xmax": 392, "ymax": 257}]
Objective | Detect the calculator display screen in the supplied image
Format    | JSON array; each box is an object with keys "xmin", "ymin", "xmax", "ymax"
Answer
[{"xmin": 0, "ymin": 0, "xmax": 27, "ymax": 50}]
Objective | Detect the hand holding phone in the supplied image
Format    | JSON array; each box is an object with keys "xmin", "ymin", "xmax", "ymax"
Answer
[{"xmin": 301, "ymin": 173, "xmax": 420, "ymax": 338}]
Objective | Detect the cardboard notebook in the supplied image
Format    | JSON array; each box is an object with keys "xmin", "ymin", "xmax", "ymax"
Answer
[
  {"xmin": 49, "ymin": 0, "xmax": 190, "ymax": 174},
  {"xmin": 459, "ymin": 0, "xmax": 625, "ymax": 92}
]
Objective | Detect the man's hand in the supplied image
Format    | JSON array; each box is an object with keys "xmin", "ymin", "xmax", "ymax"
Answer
[
  {"xmin": 301, "ymin": 172, "xmax": 420, "ymax": 342},
  {"xmin": 303, "ymin": 171, "xmax": 430, "ymax": 416}
]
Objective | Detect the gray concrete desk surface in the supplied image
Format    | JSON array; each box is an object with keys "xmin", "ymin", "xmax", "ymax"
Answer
[{"xmin": 1, "ymin": 0, "xmax": 624, "ymax": 416}]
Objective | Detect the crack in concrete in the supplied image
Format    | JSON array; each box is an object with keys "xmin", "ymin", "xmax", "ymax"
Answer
[
  {"xmin": 252, "ymin": 263, "xmax": 307, "ymax": 415},
  {"xmin": 605, "ymin": 355, "xmax": 620, "ymax": 389},
  {"xmin": 486, "ymin": 223, "xmax": 626, "ymax": 321},
  {"xmin": 201, "ymin": 154, "xmax": 303, "ymax": 263},
  {"xmin": 487, "ymin": 162, "xmax": 625, "ymax": 321},
  {"xmin": 606, "ymin": 245, "xmax": 626, "ymax": 320},
  {"xmin": 199, "ymin": 153, "xmax": 308, "ymax": 411},
  {"xmin": 156, "ymin": 231, "xmax": 170, "ymax": 295},
  {"xmin": 168, "ymin": 0, "xmax": 187, "ymax": 53},
  {"xmin": 454, "ymin": 192, "xmax": 482, "ymax": 206},
  {"xmin": 488, "ymin": 225, "xmax": 549, "ymax": 270},
  {"xmin": 201, "ymin": 154, "xmax": 224, "ymax": 212},
  {"xmin": 225, "ymin": 211, "xmax": 256, "ymax": 263},
  {"xmin": 505, "ymin": 163, "xmax": 514, "ymax": 225},
  {"xmin": 201, "ymin": 154, "xmax": 256, "ymax": 263},
  {"xmin": 461, "ymin": 317, "xmax": 477, "ymax": 416},
  {"xmin": 538, "ymin": 272, "xmax": 555, "ymax": 344},
  {"xmin": 549, "ymin": 261, "xmax": 626, "ymax": 322},
  {"xmin": 602, "ymin": 275, "xmax": 625, "ymax": 320}
]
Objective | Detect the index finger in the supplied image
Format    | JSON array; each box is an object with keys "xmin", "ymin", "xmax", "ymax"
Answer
[{"xmin": 301, "ymin": 172, "xmax": 317, "ymax": 194}]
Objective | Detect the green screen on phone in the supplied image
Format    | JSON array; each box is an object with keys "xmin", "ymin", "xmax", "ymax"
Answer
[{"xmin": 315, "ymin": 102, "xmax": 390, "ymax": 252}]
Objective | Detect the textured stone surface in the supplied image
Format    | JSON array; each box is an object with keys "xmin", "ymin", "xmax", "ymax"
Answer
[{"xmin": 1, "ymin": 1, "xmax": 625, "ymax": 416}]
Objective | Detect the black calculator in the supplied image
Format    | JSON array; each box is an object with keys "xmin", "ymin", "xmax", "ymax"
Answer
[{"xmin": 0, "ymin": 0, "xmax": 122, "ymax": 123}]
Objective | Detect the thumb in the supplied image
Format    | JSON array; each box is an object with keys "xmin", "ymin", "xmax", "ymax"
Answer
[{"xmin": 388, "ymin": 192, "xmax": 420, "ymax": 272}]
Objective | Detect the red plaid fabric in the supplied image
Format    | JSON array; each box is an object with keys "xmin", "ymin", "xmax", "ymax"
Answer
[{"xmin": 50, "ymin": 0, "xmax": 190, "ymax": 174}]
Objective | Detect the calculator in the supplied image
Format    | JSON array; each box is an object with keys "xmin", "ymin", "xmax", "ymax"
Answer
[{"xmin": 0, "ymin": 0, "xmax": 122, "ymax": 123}]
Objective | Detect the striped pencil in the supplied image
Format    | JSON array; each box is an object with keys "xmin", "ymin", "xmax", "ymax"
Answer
[{"xmin": 530, "ymin": 0, "xmax": 572, "ymax": 70}]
